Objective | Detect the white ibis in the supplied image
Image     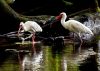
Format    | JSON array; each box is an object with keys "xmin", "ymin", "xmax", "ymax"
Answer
[
  {"xmin": 18, "ymin": 21, "xmax": 42, "ymax": 47},
  {"xmin": 56, "ymin": 12, "xmax": 93, "ymax": 52}
]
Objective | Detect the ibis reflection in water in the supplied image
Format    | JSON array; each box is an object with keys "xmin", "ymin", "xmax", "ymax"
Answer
[{"xmin": 22, "ymin": 50, "xmax": 43, "ymax": 71}]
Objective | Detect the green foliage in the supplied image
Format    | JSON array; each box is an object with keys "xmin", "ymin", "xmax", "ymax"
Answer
[
  {"xmin": 95, "ymin": 0, "xmax": 100, "ymax": 12},
  {"xmin": 96, "ymin": 7, "xmax": 100, "ymax": 13},
  {"xmin": 63, "ymin": 44, "xmax": 80, "ymax": 71},
  {"xmin": 67, "ymin": 61, "xmax": 79, "ymax": 71},
  {"xmin": 43, "ymin": 46, "xmax": 54, "ymax": 71},
  {"xmin": 5, "ymin": 0, "xmax": 15, "ymax": 4},
  {"xmin": 0, "ymin": 57, "xmax": 19, "ymax": 71}
]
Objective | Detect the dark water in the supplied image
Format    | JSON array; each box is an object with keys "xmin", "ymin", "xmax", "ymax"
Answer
[
  {"xmin": 0, "ymin": 49, "xmax": 19, "ymax": 71},
  {"xmin": 0, "ymin": 42, "xmax": 98, "ymax": 71}
]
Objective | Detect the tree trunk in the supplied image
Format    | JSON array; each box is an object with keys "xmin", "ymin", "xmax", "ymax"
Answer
[{"xmin": 0, "ymin": 0, "xmax": 50, "ymax": 23}]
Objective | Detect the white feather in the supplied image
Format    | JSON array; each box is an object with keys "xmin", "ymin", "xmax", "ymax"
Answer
[{"xmin": 59, "ymin": 12, "xmax": 93, "ymax": 35}]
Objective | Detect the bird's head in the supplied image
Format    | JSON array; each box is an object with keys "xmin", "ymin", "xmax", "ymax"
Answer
[
  {"xmin": 55, "ymin": 12, "xmax": 67, "ymax": 21},
  {"xmin": 50, "ymin": 12, "xmax": 66, "ymax": 28}
]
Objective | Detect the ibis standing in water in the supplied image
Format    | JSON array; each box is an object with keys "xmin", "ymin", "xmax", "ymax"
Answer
[
  {"xmin": 56, "ymin": 12, "xmax": 93, "ymax": 52},
  {"xmin": 18, "ymin": 21, "xmax": 42, "ymax": 52}
]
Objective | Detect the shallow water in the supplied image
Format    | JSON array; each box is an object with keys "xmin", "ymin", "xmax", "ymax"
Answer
[{"xmin": 0, "ymin": 41, "xmax": 98, "ymax": 71}]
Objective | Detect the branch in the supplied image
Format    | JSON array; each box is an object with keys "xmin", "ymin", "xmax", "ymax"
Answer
[
  {"xmin": 0, "ymin": 0, "xmax": 51, "ymax": 23},
  {"xmin": 62, "ymin": 0, "xmax": 73, "ymax": 6}
]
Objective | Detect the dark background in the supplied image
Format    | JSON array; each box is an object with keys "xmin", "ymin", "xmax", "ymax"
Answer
[{"xmin": 12, "ymin": 0, "xmax": 95, "ymax": 15}]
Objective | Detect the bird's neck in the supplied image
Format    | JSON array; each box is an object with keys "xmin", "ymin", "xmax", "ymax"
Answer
[
  {"xmin": 61, "ymin": 15, "xmax": 66, "ymax": 27},
  {"xmin": 22, "ymin": 24, "xmax": 26, "ymax": 31}
]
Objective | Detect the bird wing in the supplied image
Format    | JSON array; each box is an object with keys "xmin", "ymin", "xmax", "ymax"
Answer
[
  {"xmin": 28, "ymin": 21, "xmax": 42, "ymax": 32},
  {"xmin": 69, "ymin": 20, "xmax": 87, "ymax": 33},
  {"xmin": 70, "ymin": 20, "xmax": 93, "ymax": 35},
  {"xmin": 24, "ymin": 21, "xmax": 42, "ymax": 33}
]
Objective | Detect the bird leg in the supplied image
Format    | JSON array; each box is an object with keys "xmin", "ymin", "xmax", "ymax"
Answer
[
  {"xmin": 32, "ymin": 33, "xmax": 35, "ymax": 46},
  {"xmin": 73, "ymin": 33, "xmax": 75, "ymax": 53},
  {"xmin": 32, "ymin": 33, "xmax": 36, "ymax": 55},
  {"xmin": 77, "ymin": 33, "xmax": 83, "ymax": 54}
]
